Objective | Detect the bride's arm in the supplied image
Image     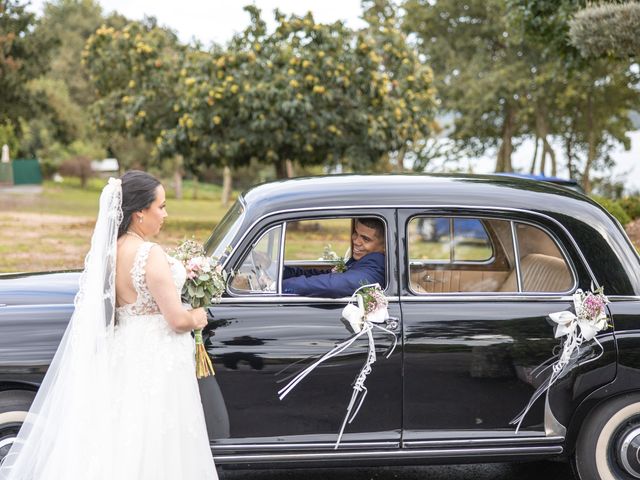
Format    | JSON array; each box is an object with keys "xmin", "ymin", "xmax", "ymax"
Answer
[{"xmin": 145, "ymin": 245, "xmax": 207, "ymax": 333}]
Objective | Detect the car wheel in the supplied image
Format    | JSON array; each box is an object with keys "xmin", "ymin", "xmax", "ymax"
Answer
[
  {"xmin": 0, "ymin": 390, "xmax": 34, "ymax": 467},
  {"xmin": 575, "ymin": 394, "xmax": 640, "ymax": 479}
]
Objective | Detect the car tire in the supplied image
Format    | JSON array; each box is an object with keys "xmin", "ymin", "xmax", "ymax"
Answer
[
  {"xmin": 575, "ymin": 393, "xmax": 640, "ymax": 480},
  {"xmin": 0, "ymin": 390, "xmax": 34, "ymax": 467}
]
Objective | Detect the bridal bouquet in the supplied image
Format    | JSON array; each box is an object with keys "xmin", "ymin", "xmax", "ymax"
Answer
[{"xmin": 171, "ymin": 239, "xmax": 227, "ymax": 378}]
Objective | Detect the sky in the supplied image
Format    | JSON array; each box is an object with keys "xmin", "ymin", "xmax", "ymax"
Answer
[
  {"xmin": 26, "ymin": 0, "xmax": 640, "ymax": 191},
  {"xmin": 28, "ymin": 0, "xmax": 367, "ymax": 46}
]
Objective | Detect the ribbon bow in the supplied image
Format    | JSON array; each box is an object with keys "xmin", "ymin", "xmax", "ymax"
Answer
[{"xmin": 278, "ymin": 284, "xmax": 397, "ymax": 448}]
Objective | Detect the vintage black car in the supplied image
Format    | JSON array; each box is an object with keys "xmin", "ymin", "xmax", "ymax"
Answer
[{"xmin": 2, "ymin": 174, "xmax": 640, "ymax": 480}]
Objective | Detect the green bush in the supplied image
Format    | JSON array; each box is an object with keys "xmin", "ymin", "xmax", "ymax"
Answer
[
  {"xmin": 592, "ymin": 195, "xmax": 631, "ymax": 226},
  {"xmin": 619, "ymin": 196, "xmax": 640, "ymax": 220}
]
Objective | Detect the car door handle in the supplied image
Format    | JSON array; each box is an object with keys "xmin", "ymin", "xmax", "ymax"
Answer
[{"xmin": 386, "ymin": 316, "xmax": 400, "ymax": 331}]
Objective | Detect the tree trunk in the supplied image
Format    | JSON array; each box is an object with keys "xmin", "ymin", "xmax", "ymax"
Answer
[
  {"xmin": 583, "ymin": 93, "xmax": 596, "ymax": 194},
  {"xmin": 173, "ymin": 157, "xmax": 183, "ymax": 200},
  {"xmin": 275, "ymin": 158, "xmax": 295, "ymax": 178},
  {"xmin": 286, "ymin": 159, "xmax": 294, "ymax": 178},
  {"xmin": 565, "ymin": 135, "xmax": 575, "ymax": 179},
  {"xmin": 396, "ymin": 146, "xmax": 407, "ymax": 172},
  {"xmin": 543, "ymin": 137, "xmax": 557, "ymax": 176},
  {"xmin": 275, "ymin": 158, "xmax": 286, "ymax": 178},
  {"xmin": 535, "ymin": 105, "xmax": 557, "ymax": 177},
  {"xmin": 221, "ymin": 165, "xmax": 232, "ymax": 207},
  {"xmin": 192, "ymin": 176, "xmax": 199, "ymax": 200},
  {"xmin": 530, "ymin": 135, "xmax": 539, "ymax": 174},
  {"xmin": 495, "ymin": 106, "xmax": 516, "ymax": 173}
]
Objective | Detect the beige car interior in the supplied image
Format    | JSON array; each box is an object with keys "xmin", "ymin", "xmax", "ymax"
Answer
[{"xmin": 409, "ymin": 218, "xmax": 574, "ymax": 294}]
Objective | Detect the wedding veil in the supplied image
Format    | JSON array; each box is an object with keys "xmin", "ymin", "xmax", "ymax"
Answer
[{"xmin": 0, "ymin": 178, "xmax": 122, "ymax": 479}]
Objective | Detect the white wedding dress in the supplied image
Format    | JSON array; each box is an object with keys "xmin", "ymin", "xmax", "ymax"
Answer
[
  {"xmin": 0, "ymin": 180, "xmax": 218, "ymax": 480},
  {"xmin": 110, "ymin": 241, "xmax": 218, "ymax": 480}
]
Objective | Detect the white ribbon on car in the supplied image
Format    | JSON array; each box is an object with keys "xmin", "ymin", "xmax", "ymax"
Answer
[
  {"xmin": 278, "ymin": 284, "xmax": 397, "ymax": 449},
  {"xmin": 511, "ymin": 288, "xmax": 608, "ymax": 433}
]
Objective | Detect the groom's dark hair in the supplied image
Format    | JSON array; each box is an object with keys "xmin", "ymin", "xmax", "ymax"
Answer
[{"xmin": 118, "ymin": 170, "xmax": 162, "ymax": 238}]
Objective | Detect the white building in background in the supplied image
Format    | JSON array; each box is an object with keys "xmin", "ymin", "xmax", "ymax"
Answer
[{"xmin": 90, "ymin": 158, "xmax": 119, "ymax": 176}]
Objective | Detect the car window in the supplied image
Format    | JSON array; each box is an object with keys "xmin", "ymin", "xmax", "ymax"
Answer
[
  {"xmin": 408, "ymin": 216, "xmax": 507, "ymax": 294},
  {"xmin": 408, "ymin": 217, "xmax": 493, "ymax": 263},
  {"xmin": 512, "ymin": 222, "xmax": 574, "ymax": 293},
  {"xmin": 284, "ymin": 219, "xmax": 352, "ymax": 263},
  {"xmin": 229, "ymin": 224, "xmax": 282, "ymax": 294},
  {"xmin": 204, "ymin": 200, "xmax": 245, "ymax": 262},
  {"xmin": 407, "ymin": 216, "xmax": 574, "ymax": 294}
]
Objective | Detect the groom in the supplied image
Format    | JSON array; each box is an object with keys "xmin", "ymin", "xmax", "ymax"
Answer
[{"xmin": 282, "ymin": 217, "xmax": 386, "ymax": 298}]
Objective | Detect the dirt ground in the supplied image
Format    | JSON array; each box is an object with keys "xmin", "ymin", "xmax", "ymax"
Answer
[{"xmin": 0, "ymin": 211, "xmax": 189, "ymax": 273}]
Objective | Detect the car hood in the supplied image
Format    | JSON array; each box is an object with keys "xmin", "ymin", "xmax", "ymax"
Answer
[{"xmin": 0, "ymin": 271, "xmax": 81, "ymax": 306}]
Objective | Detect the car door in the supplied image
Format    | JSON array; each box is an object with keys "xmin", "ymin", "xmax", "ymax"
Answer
[
  {"xmin": 203, "ymin": 209, "xmax": 402, "ymax": 455},
  {"xmin": 397, "ymin": 208, "xmax": 616, "ymax": 447}
]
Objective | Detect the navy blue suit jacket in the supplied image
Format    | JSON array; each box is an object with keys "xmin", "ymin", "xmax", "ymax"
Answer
[{"xmin": 282, "ymin": 252, "xmax": 385, "ymax": 298}]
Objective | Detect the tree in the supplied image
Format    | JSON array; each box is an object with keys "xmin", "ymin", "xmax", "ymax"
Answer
[
  {"xmin": 402, "ymin": 0, "xmax": 530, "ymax": 172},
  {"xmin": 507, "ymin": 0, "xmax": 639, "ymax": 192},
  {"xmin": 83, "ymin": 19, "xmax": 186, "ymax": 190},
  {"xmin": 0, "ymin": 0, "xmax": 54, "ymax": 135},
  {"xmin": 157, "ymin": 5, "xmax": 436, "ymax": 181},
  {"xmin": 569, "ymin": 2, "xmax": 640, "ymax": 59}
]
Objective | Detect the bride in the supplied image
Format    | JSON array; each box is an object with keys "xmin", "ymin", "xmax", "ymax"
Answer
[{"xmin": 0, "ymin": 171, "xmax": 219, "ymax": 479}]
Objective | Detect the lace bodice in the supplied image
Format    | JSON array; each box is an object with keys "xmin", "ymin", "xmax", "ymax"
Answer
[{"xmin": 116, "ymin": 242, "xmax": 186, "ymax": 317}]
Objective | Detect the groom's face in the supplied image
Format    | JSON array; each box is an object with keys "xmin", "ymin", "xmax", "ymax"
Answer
[{"xmin": 142, "ymin": 185, "xmax": 168, "ymax": 236}]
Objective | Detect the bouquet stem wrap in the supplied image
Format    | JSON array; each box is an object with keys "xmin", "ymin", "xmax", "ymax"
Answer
[
  {"xmin": 194, "ymin": 329, "xmax": 215, "ymax": 378},
  {"xmin": 171, "ymin": 239, "xmax": 226, "ymax": 380}
]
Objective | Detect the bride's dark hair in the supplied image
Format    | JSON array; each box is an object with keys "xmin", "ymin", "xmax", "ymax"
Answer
[{"xmin": 118, "ymin": 170, "xmax": 161, "ymax": 238}]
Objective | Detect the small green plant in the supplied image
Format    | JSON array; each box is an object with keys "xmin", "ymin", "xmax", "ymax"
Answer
[{"xmin": 592, "ymin": 195, "xmax": 631, "ymax": 226}]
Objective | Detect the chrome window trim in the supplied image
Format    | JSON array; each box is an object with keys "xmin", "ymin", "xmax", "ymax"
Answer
[
  {"xmin": 406, "ymin": 215, "xmax": 578, "ymax": 297},
  {"xmin": 277, "ymin": 221, "xmax": 287, "ymax": 295},
  {"xmin": 213, "ymin": 445, "xmax": 563, "ymax": 463},
  {"xmin": 220, "ymin": 204, "xmax": 598, "ymax": 292},
  {"xmin": 226, "ymin": 224, "xmax": 283, "ymax": 298},
  {"xmin": 228, "ymin": 213, "xmax": 391, "ymax": 299},
  {"xmin": 511, "ymin": 220, "xmax": 523, "ymax": 292}
]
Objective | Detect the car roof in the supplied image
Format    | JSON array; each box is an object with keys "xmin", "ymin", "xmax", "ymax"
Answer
[{"xmin": 241, "ymin": 174, "xmax": 591, "ymax": 217}]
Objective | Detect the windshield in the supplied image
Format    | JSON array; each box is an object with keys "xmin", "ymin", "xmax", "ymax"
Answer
[{"xmin": 204, "ymin": 199, "xmax": 246, "ymax": 263}]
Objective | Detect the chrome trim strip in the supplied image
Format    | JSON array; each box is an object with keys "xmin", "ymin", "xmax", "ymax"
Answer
[
  {"xmin": 398, "ymin": 295, "xmax": 574, "ymax": 302},
  {"xmin": 511, "ymin": 221, "xmax": 523, "ymax": 293},
  {"xmin": 403, "ymin": 436, "xmax": 564, "ymax": 448},
  {"xmin": 277, "ymin": 221, "xmax": 286, "ymax": 295},
  {"xmin": 218, "ymin": 296, "xmax": 402, "ymax": 305},
  {"xmin": 213, "ymin": 445, "xmax": 563, "ymax": 463},
  {"xmin": 607, "ymin": 295, "xmax": 640, "ymax": 301},
  {"xmin": 212, "ymin": 441, "xmax": 399, "ymax": 451}
]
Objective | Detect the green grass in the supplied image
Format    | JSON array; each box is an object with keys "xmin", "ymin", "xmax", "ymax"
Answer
[{"xmin": 0, "ymin": 176, "xmax": 235, "ymax": 272}]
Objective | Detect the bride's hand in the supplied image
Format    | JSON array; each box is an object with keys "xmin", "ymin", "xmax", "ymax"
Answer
[{"xmin": 190, "ymin": 307, "xmax": 208, "ymax": 330}]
